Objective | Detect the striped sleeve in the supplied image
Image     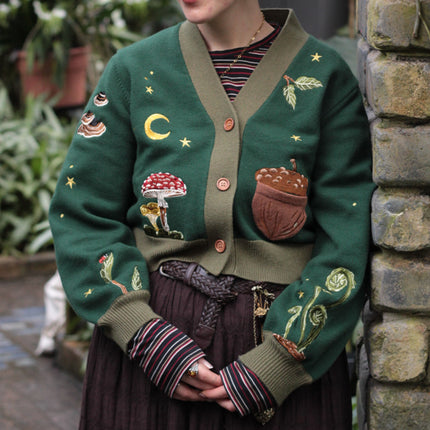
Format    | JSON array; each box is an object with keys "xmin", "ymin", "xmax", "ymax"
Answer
[
  {"xmin": 128, "ymin": 319, "xmax": 205, "ymax": 397},
  {"xmin": 219, "ymin": 361, "xmax": 276, "ymax": 416}
]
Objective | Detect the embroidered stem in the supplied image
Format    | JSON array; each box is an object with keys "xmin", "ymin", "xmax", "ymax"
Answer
[{"xmin": 111, "ymin": 279, "xmax": 128, "ymax": 295}]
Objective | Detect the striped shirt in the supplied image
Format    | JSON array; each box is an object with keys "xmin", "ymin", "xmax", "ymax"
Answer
[{"xmin": 210, "ymin": 24, "xmax": 281, "ymax": 101}]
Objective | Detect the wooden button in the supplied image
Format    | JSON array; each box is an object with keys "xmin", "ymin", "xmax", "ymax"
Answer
[
  {"xmin": 223, "ymin": 118, "xmax": 235, "ymax": 131},
  {"xmin": 214, "ymin": 240, "xmax": 226, "ymax": 253},
  {"xmin": 216, "ymin": 178, "xmax": 230, "ymax": 191}
]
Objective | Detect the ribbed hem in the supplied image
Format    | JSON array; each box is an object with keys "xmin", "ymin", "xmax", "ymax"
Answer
[
  {"xmin": 239, "ymin": 331, "xmax": 313, "ymax": 406},
  {"xmin": 97, "ymin": 290, "xmax": 160, "ymax": 352}
]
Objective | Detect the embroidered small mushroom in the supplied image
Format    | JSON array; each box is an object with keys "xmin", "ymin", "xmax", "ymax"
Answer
[
  {"xmin": 140, "ymin": 202, "xmax": 161, "ymax": 231},
  {"xmin": 141, "ymin": 172, "xmax": 187, "ymax": 232}
]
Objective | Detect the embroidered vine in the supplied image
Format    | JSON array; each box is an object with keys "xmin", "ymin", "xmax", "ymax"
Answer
[
  {"xmin": 282, "ymin": 74, "xmax": 323, "ymax": 110},
  {"xmin": 97, "ymin": 252, "xmax": 143, "ymax": 296},
  {"xmin": 277, "ymin": 267, "xmax": 356, "ymax": 360}
]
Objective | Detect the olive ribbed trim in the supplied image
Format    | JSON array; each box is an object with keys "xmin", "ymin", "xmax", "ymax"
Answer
[
  {"xmin": 240, "ymin": 331, "xmax": 313, "ymax": 406},
  {"xmin": 97, "ymin": 290, "xmax": 160, "ymax": 352},
  {"xmin": 134, "ymin": 228, "xmax": 313, "ymax": 284}
]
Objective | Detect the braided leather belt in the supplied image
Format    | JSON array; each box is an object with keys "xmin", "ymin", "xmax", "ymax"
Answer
[{"xmin": 159, "ymin": 261, "xmax": 281, "ymax": 350}]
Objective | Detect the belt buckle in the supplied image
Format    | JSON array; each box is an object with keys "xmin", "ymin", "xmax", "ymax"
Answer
[{"xmin": 159, "ymin": 264, "xmax": 175, "ymax": 280}]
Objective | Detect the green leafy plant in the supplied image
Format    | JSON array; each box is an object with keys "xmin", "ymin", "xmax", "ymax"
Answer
[
  {"xmin": 0, "ymin": 84, "xmax": 76, "ymax": 255},
  {"xmin": 0, "ymin": 0, "xmax": 182, "ymax": 91}
]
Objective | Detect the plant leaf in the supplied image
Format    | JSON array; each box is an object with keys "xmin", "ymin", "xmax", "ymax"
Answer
[
  {"xmin": 283, "ymin": 85, "xmax": 297, "ymax": 110},
  {"xmin": 294, "ymin": 76, "xmax": 323, "ymax": 91},
  {"xmin": 100, "ymin": 252, "xmax": 114, "ymax": 283},
  {"xmin": 131, "ymin": 267, "xmax": 142, "ymax": 291}
]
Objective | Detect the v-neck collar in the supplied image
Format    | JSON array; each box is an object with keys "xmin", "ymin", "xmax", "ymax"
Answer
[{"xmin": 179, "ymin": 9, "xmax": 309, "ymax": 137}]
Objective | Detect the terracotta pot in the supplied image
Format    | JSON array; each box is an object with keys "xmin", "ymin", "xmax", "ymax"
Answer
[{"xmin": 17, "ymin": 46, "xmax": 90, "ymax": 109}]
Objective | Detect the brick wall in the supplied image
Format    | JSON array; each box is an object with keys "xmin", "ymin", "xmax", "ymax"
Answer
[{"xmin": 357, "ymin": 1, "xmax": 430, "ymax": 429}]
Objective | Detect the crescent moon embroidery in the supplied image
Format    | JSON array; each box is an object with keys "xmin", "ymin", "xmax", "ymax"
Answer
[{"xmin": 144, "ymin": 113, "xmax": 171, "ymax": 140}]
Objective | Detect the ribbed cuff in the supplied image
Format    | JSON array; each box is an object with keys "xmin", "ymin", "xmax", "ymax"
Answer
[
  {"xmin": 97, "ymin": 290, "xmax": 160, "ymax": 352},
  {"xmin": 239, "ymin": 331, "xmax": 313, "ymax": 406},
  {"xmin": 128, "ymin": 319, "xmax": 205, "ymax": 397},
  {"xmin": 220, "ymin": 361, "xmax": 276, "ymax": 416}
]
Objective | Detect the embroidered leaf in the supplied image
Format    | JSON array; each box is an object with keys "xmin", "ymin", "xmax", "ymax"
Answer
[
  {"xmin": 283, "ymin": 85, "xmax": 297, "ymax": 110},
  {"xmin": 131, "ymin": 266, "xmax": 143, "ymax": 291},
  {"xmin": 294, "ymin": 76, "xmax": 323, "ymax": 91},
  {"xmin": 100, "ymin": 252, "xmax": 114, "ymax": 283}
]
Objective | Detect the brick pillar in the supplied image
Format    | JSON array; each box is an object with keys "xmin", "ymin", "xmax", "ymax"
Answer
[{"xmin": 357, "ymin": 1, "xmax": 430, "ymax": 429}]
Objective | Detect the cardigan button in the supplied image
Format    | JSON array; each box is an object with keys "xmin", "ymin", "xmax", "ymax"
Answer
[
  {"xmin": 214, "ymin": 240, "xmax": 226, "ymax": 253},
  {"xmin": 224, "ymin": 118, "xmax": 235, "ymax": 131},
  {"xmin": 216, "ymin": 178, "xmax": 230, "ymax": 191}
]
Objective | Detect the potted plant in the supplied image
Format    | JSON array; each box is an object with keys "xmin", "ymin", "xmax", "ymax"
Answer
[{"xmin": 0, "ymin": 1, "xmax": 167, "ymax": 108}]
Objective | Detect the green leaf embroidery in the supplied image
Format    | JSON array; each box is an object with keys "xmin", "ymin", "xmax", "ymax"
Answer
[
  {"xmin": 282, "ymin": 74, "xmax": 323, "ymax": 110},
  {"xmin": 100, "ymin": 252, "xmax": 114, "ymax": 283},
  {"xmin": 283, "ymin": 85, "xmax": 297, "ymax": 110},
  {"xmin": 294, "ymin": 76, "xmax": 323, "ymax": 91},
  {"xmin": 131, "ymin": 266, "xmax": 143, "ymax": 291}
]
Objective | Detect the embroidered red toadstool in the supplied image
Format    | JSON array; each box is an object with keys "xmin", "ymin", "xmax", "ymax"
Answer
[{"xmin": 141, "ymin": 172, "xmax": 187, "ymax": 231}]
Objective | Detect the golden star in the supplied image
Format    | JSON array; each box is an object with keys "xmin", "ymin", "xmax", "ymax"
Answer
[
  {"xmin": 291, "ymin": 135, "xmax": 302, "ymax": 142},
  {"xmin": 84, "ymin": 288, "xmax": 94, "ymax": 297},
  {"xmin": 180, "ymin": 137, "xmax": 191, "ymax": 148},
  {"xmin": 311, "ymin": 52, "xmax": 322, "ymax": 62},
  {"xmin": 66, "ymin": 177, "xmax": 76, "ymax": 189},
  {"xmin": 146, "ymin": 86, "xmax": 154, "ymax": 94},
  {"xmin": 298, "ymin": 290, "xmax": 305, "ymax": 299}
]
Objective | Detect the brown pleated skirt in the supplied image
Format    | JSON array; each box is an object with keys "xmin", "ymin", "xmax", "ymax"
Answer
[{"xmin": 79, "ymin": 271, "xmax": 352, "ymax": 429}]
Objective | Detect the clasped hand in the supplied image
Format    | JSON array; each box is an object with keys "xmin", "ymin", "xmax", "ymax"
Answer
[{"xmin": 173, "ymin": 358, "xmax": 235, "ymax": 412}]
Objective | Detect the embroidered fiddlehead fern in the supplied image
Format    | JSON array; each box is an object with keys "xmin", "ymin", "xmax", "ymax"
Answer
[
  {"xmin": 297, "ymin": 285, "xmax": 323, "ymax": 344},
  {"xmin": 283, "ymin": 306, "xmax": 302, "ymax": 338},
  {"xmin": 279, "ymin": 267, "xmax": 356, "ymax": 358},
  {"xmin": 325, "ymin": 267, "xmax": 355, "ymax": 309},
  {"xmin": 297, "ymin": 304, "xmax": 327, "ymax": 352}
]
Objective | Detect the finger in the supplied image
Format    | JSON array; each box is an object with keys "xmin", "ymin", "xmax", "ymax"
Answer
[
  {"xmin": 172, "ymin": 383, "xmax": 202, "ymax": 402},
  {"xmin": 201, "ymin": 358, "xmax": 214, "ymax": 369},
  {"xmin": 216, "ymin": 399, "xmax": 236, "ymax": 412},
  {"xmin": 200, "ymin": 385, "xmax": 229, "ymax": 401},
  {"xmin": 181, "ymin": 374, "xmax": 220, "ymax": 391}
]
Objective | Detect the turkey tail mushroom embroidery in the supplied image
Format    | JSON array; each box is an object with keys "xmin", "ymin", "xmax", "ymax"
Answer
[
  {"xmin": 274, "ymin": 268, "xmax": 356, "ymax": 361},
  {"xmin": 252, "ymin": 159, "xmax": 308, "ymax": 241},
  {"xmin": 77, "ymin": 111, "xmax": 106, "ymax": 138},
  {"xmin": 140, "ymin": 172, "xmax": 187, "ymax": 240}
]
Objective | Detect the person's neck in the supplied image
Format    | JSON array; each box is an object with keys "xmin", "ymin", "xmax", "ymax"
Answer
[{"xmin": 197, "ymin": 7, "xmax": 273, "ymax": 52}]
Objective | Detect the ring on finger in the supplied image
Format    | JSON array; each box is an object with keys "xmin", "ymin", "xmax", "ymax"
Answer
[{"xmin": 187, "ymin": 362, "xmax": 199, "ymax": 377}]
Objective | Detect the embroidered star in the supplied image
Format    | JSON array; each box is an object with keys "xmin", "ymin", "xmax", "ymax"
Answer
[
  {"xmin": 66, "ymin": 177, "xmax": 76, "ymax": 189},
  {"xmin": 180, "ymin": 137, "xmax": 191, "ymax": 148},
  {"xmin": 298, "ymin": 290, "xmax": 305, "ymax": 299},
  {"xmin": 146, "ymin": 86, "xmax": 154, "ymax": 94},
  {"xmin": 311, "ymin": 52, "xmax": 322, "ymax": 62},
  {"xmin": 291, "ymin": 135, "xmax": 302, "ymax": 142},
  {"xmin": 84, "ymin": 288, "xmax": 94, "ymax": 297}
]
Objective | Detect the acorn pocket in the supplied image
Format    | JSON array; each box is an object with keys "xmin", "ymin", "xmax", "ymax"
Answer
[{"xmin": 252, "ymin": 161, "xmax": 308, "ymax": 241}]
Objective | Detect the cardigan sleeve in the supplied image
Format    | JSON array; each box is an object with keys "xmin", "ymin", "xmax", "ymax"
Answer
[
  {"xmin": 240, "ymin": 73, "xmax": 375, "ymax": 406},
  {"xmin": 49, "ymin": 53, "xmax": 159, "ymax": 352}
]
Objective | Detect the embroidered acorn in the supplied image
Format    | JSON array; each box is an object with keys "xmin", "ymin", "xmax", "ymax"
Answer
[
  {"xmin": 252, "ymin": 159, "xmax": 309, "ymax": 240},
  {"xmin": 141, "ymin": 172, "xmax": 187, "ymax": 232}
]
